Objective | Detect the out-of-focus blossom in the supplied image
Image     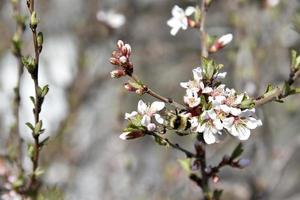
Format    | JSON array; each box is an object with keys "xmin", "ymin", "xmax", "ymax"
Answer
[
  {"xmin": 97, "ymin": 10, "xmax": 126, "ymax": 29},
  {"xmin": 167, "ymin": 5, "xmax": 195, "ymax": 36},
  {"xmin": 1, "ymin": 191, "xmax": 22, "ymax": 200},
  {"xmin": 266, "ymin": 0, "xmax": 280, "ymax": 7}
]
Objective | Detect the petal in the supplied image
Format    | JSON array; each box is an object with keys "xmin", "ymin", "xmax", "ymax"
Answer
[
  {"xmin": 180, "ymin": 81, "xmax": 189, "ymax": 88},
  {"xmin": 230, "ymin": 107, "xmax": 242, "ymax": 116},
  {"xmin": 125, "ymin": 111, "xmax": 138, "ymax": 120},
  {"xmin": 154, "ymin": 114, "xmax": 164, "ymax": 124},
  {"xmin": 197, "ymin": 123, "xmax": 206, "ymax": 132},
  {"xmin": 222, "ymin": 117, "xmax": 234, "ymax": 130},
  {"xmin": 230, "ymin": 125, "xmax": 239, "ymax": 136},
  {"xmin": 245, "ymin": 117, "xmax": 262, "ymax": 129},
  {"xmin": 167, "ymin": 17, "xmax": 179, "ymax": 28},
  {"xmin": 213, "ymin": 119, "xmax": 223, "ymax": 130},
  {"xmin": 202, "ymin": 87, "xmax": 213, "ymax": 93},
  {"xmin": 172, "ymin": 5, "xmax": 184, "ymax": 18},
  {"xmin": 141, "ymin": 115, "xmax": 151, "ymax": 126},
  {"xmin": 220, "ymin": 104, "xmax": 231, "ymax": 113},
  {"xmin": 138, "ymin": 100, "xmax": 147, "ymax": 114},
  {"xmin": 216, "ymin": 72, "xmax": 227, "ymax": 79},
  {"xmin": 237, "ymin": 126, "xmax": 251, "ymax": 140},
  {"xmin": 234, "ymin": 94, "xmax": 244, "ymax": 105},
  {"xmin": 150, "ymin": 101, "xmax": 165, "ymax": 112},
  {"xmin": 147, "ymin": 123, "xmax": 156, "ymax": 131},
  {"xmin": 203, "ymin": 131, "xmax": 216, "ymax": 144},
  {"xmin": 193, "ymin": 67, "xmax": 203, "ymax": 81},
  {"xmin": 185, "ymin": 6, "xmax": 196, "ymax": 16},
  {"xmin": 207, "ymin": 109, "xmax": 217, "ymax": 120}
]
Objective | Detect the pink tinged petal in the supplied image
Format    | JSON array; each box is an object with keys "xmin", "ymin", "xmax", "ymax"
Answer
[
  {"xmin": 141, "ymin": 115, "xmax": 151, "ymax": 127},
  {"xmin": 185, "ymin": 6, "xmax": 196, "ymax": 16},
  {"xmin": 230, "ymin": 107, "xmax": 242, "ymax": 116},
  {"xmin": 213, "ymin": 119, "xmax": 223, "ymax": 130},
  {"xmin": 203, "ymin": 131, "xmax": 217, "ymax": 144},
  {"xmin": 237, "ymin": 126, "xmax": 251, "ymax": 140},
  {"xmin": 150, "ymin": 101, "xmax": 165, "ymax": 112},
  {"xmin": 218, "ymin": 34, "xmax": 233, "ymax": 46},
  {"xmin": 147, "ymin": 123, "xmax": 156, "ymax": 131},
  {"xmin": 138, "ymin": 100, "xmax": 147, "ymax": 114},
  {"xmin": 215, "ymin": 95, "xmax": 226, "ymax": 103},
  {"xmin": 154, "ymin": 114, "xmax": 164, "ymax": 124}
]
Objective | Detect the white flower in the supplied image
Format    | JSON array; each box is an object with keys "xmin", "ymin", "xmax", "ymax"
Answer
[
  {"xmin": 191, "ymin": 110, "xmax": 223, "ymax": 144},
  {"xmin": 137, "ymin": 100, "xmax": 165, "ymax": 131},
  {"xmin": 167, "ymin": 5, "xmax": 195, "ymax": 36},
  {"xmin": 97, "ymin": 10, "xmax": 126, "ymax": 29},
  {"xmin": 223, "ymin": 109, "xmax": 262, "ymax": 141},
  {"xmin": 183, "ymin": 90, "xmax": 201, "ymax": 108},
  {"xmin": 1, "ymin": 191, "xmax": 22, "ymax": 200}
]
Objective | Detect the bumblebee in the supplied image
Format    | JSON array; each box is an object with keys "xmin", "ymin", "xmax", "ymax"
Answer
[{"xmin": 169, "ymin": 110, "xmax": 191, "ymax": 131}]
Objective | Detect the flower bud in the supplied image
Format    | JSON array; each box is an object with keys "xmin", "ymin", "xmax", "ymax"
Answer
[
  {"xmin": 30, "ymin": 11, "xmax": 39, "ymax": 28},
  {"xmin": 110, "ymin": 69, "xmax": 126, "ymax": 78},
  {"xmin": 124, "ymin": 44, "xmax": 131, "ymax": 55},
  {"xmin": 119, "ymin": 130, "xmax": 145, "ymax": 140},
  {"xmin": 124, "ymin": 83, "xmax": 138, "ymax": 92},
  {"xmin": 209, "ymin": 33, "xmax": 233, "ymax": 53},
  {"xmin": 117, "ymin": 40, "xmax": 124, "ymax": 49},
  {"xmin": 136, "ymin": 87, "xmax": 147, "ymax": 95},
  {"xmin": 119, "ymin": 56, "xmax": 127, "ymax": 64},
  {"xmin": 110, "ymin": 57, "xmax": 120, "ymax": 65}
]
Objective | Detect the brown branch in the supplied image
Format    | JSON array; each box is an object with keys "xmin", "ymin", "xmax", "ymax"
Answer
[{"xmin": 254, "ymin": 69, "xmax": 300, "ymax": 107}]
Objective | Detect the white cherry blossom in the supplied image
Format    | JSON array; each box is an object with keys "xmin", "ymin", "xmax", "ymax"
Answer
[{"xmin": 167, "ymin": 5, "xmax": 195, "ymax": 36}]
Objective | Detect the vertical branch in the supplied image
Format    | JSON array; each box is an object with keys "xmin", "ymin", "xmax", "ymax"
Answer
[
  {"xmin": 200, "ymin": 0, "xmax": 208, "ymax": 58},
  {"xmin": 9, "ymin": 0, "xmax": 25, "ymax": 174}
]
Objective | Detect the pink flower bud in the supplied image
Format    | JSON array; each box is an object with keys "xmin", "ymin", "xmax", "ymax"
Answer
[
  {"xmin": 124, "ymin": 83, "xmax": 137, "ymax": 92},
  {"xmin": 117, "ymin": 40, "xmax": 124, "ymax": 49},
  {"xmin": 124, "ymin": 44, "xmax": 131, "ymax": 55},
  {"xmin": 209, "ymin": 33, "xmax": 233, "ymax": 53},
  {"xmin": 110, "ymin": 57, "xmax": 120, "ymax": 65},
  {"xmin": 119, "ymin": 56, "xmax": 127, "ymax": 64},
  {"xmin": 110, "ymin": 69, "xmax": 126, "ymax": 78},
  {"xmin": 119, "ymin": 130, "xmax": 145, "ymax": 140},
  {"xmin": 212, "ymin": 175, "xmax": 220, "ymax": 184}
]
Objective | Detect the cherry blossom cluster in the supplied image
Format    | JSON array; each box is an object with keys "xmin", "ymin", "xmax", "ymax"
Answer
[
  {"xmin": 181, "ymin": 65, "xmax": 262, "ymax": 144},
  {"xmin": 110, "ymin": 40, "xmax": 133, "ymax": 78}
]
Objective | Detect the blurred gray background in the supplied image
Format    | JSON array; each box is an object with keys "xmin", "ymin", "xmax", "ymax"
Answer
[{"xmin": 0, "ymin": 0, "xmax": 300, "ymax": 199}]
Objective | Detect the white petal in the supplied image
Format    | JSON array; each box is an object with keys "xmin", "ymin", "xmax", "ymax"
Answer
[
  {"xmin": 170, "ymin": 26, "xmax": 180, "ymax": 36},
  {"xmin": 172, "ymin": 5, "xmax": 184, "ymax": 18},
  {"xmin": 203, "ymin": 131, "xmax": 216, "ymax": 144},
  {"xmin": 237, "ymin": 126, "xmax": 251, "ymax": 140},
  {"xmin": 125, "ymin": 111, "xmax": 138, "ymax": 120},
  {"xmin": 213, "ymin": 119, "xmax": 223, "ymax": 130},
  {"xmin": 185, "ymin": 6, "xmax": 196, "ymax": 16},
  {"xmin": 245, "ymin": 117, "xmax": 262, "ymax": 129},
  {"xmin": 222, "ymin": 117, "xmax": 234, "ymax": 130},
  {"xmin": 150, "ymin": 101, "xmax": 165, "ymax": 112},
  {"xmin": 220, "ymin": 104, "xmax": 231, "ymax": 113},
  {"xmin": 234, "ymin": 94, "xmax": 244, "ymax": 105},
  {"xmin": 207, "ymin": 109, "xmax": 217, "ymax": 120},
  {"xmin": 202, "ymin": 87, "xmax": 213, "ymax": 93},
  {"xmin": 193, "ymin": 67, "xmax": 203, "ymax": 81},
  {"xmin": 147, "ymin": 123, "xmax": 156, "ymax": 131},
  {"xmin": 230, "ymin": 107, "xmax": 242, "ymax": 116},
  {"xmin": 119, "ymin": 132, "xmax": 130, "ymax": 140},
  {"xmin": 180, "ymin": 81, "xmax": 189, "ymax": 88},
  {"xmin": 138, "ymin": 100, "xmax": 147, "ymax": 114},
  {"xmin": 230, "ymin": 125, "xmax": 239, "ymax": 136},
  {"xmin": 154, "ymin": 114, "xmax": 164, "ymax": 124},
  {"xmin": 218, "ymin": 34, "xmax": 233, "ymax": 46},
  {"xmin": 197, "ymin": 123, "xmax": 206, "ymax": 132},
  {"xmin": 216, "ymin": 72, "xmax": 227, "ymax": 79},
  {"xmin": 141, "ymin": 115, "xmax": 151, "ymax": 126}
]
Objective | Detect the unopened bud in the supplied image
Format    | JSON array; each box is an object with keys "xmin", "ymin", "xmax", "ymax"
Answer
[
  {"xmin": 110, "ymin": 57, "xmax": 120, "ymax": 65},
  {"xmin": 119, "ymin": 130, "xmax": 145, "ymax": 140},
  {"xmin": 119, "ymin": 56, "xmax": 127, "ymax": 64},
  {"xmin": 117, "ymin": 40, "xmax": 124, "ymax": 49},
  {"xmin": 37, "ymin": 32, "xmax": 43, "ymax": 52},
  {"xmin": 110, "ymin": 69, "xmax": 126, "ymax": 78},
  {"xmin": 30, "ymin": 11, "xmax": 38, "ymax": 28},
  {"xmin": 209, "ymin": 33, "xmax": 233, "ymax": 53},
  {"xmin": 124, "ymin": 44, "xmax": 131, "ymax": 56},
  {"xmin": 124, "ymin": 83, "xmax": 138, "ymax": 92},
  {"xmin": 136, "ymin": 87, "xmax": 147, "ymax": 95}
]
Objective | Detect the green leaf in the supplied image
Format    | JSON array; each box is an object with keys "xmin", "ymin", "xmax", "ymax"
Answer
[
  {"xmin": 282, "ymin": 82, "xmax": 291, "ymax": 97},
  {"xmin": 34, "ymin": 167, "xmax": 44, "ymax": 177},
  {"xmin": 30, "ymin": 96, "xmax": 35, "ymax": 105},
  {"xmin": 194, "ymin": 6, "xmax": 201, "ymax": 23},
  {"xmin": 230, "ymin": 143, "xmax": 244, "ymax": 160},
  {"xmin": 34, "ymin": 120, "xmax": 43, "ymax": 135},
  {"xmin": 240, "ymin": 98, "xmax": 255, "ymax": 109},
  {"xmin": 153, "ymin": 134, "xmax": 168, "ymax": 146},
  {"xmin": 291, "ymin": 50, "xmax": 300, "ymax": 70},
  {"xmin": 41, "ymin": 85, "xmax": 49, "ymax": 97},
  {"xmin": 27, "ymin": 144, "xmax": 35, "ymax": 159},
  {"xmin": 177, "ymin": 158, "xmax": 191, "ymax": 173},
  {"xmin": 213, "ymin": 189, "xmax": 223, "ymax": 200},
  {"xmin": 40, "ymin": 136, "xmax": 50, "ymax": 147},
  {"xmin": 26, "ymin": 122, "xmax": 34, "ymax": 131}
]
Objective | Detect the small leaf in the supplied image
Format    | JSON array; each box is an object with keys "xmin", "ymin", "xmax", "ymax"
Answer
[
  {"xmin": 178, "ymin": 158, "xmax": 191, "ymax": 173},
  {"xmin": 282, "ymin": 82, "xmax": 291, "ymax": 97},
  {"xmin": 30, "ymin": 96, "xmax": 35, "ymax": 105},
  {"xmin": 40, "ymin": 136, "xmax": 50, "ymax": 147},
  {"xmin": 26, "ymin": 122, "xmax": 34, "ymax": 131},
  {"xmin": 230, "ymin": 142, "xmax": 243, "ymax": 160},
  {"xmin": 240, "ymin": 98, "xmax": 255, "ymax": 109},
  {"xmin": 34, "ymin": 120, "xmax": 43, "ymax": 135},
  {"xmin": 34, "ymin": 167, "xmax": 44, "ymax": 177},
  {"xmin": 153, "ymin": 135, "xmax": 168, "ymax": 146},
  {"xmin": 27, "ymin": 144, "xmax": 35, "ymax": 159},
  {"xmin": 213, "ymin": 189, "xmax": 223, "ymax": 200},
  {"xmin": 41, "ymin": 85, "xmax": 49, "ymax": 97}
]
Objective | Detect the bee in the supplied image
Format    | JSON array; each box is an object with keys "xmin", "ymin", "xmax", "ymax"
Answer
[{"xmin": 168, "ymin": 110, "xmax": 191, "ymax": 132}]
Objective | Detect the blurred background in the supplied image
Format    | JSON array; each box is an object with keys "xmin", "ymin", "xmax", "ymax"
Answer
[{"xmin": 0, "ymin": 0, "xmax": 300, "ymax": 199}]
